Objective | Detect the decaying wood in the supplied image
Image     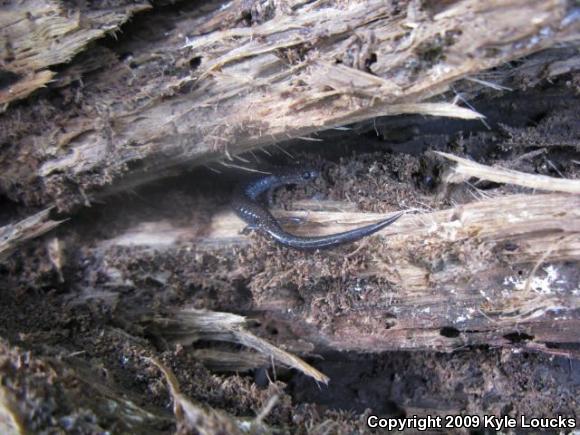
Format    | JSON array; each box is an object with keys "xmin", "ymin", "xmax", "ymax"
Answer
[
  {"xmin": 190, "ymin": 349, "xmax": 269, "ymax": 373},
  {"xmin": 147, "ymin": 309, "xmax": 329, "ymax": 384},
  {"xmin": 1, "ymin": 0, "xmax": 578, "ymax": 209},
  {"xmin": 147, "ymin": 356, "xmax": 281, "ymax": 434},
  {"xmin": 0, "ymin": 208, "xmax": 62, "ymax": 260},
  {"xmin": 147, "ymin": 358, "xmax": 246, "ymax": 435},
  {"xmin": 437, "ymin": 151, "xmax": 580, "ymax": 194},
  {"xmin": 0, "ymin": 338, "xmax": 170, "ymax": 434},
  {"xmin": 0, "ymin": 0, "xmax": 150, "ymax": 105},
  {"xmin": 102, "ymin": 194, "xmax": 580, "ymax": 260},
  {"xmin": 1, "ymin": 1, "xmax": 579, "ymax": 432},
  {"xmin": 97, "ymin": 192, "xmax": 579, "ymax": 358}
]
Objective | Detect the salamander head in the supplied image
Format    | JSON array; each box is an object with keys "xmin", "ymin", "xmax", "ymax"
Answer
[
  {"xmin": 276, "ymin": 165, "xmax": 320, "ymax": 186},
  {"xmin": 299, "ymin": 168, "xmax": 319, "ymax": 182}
]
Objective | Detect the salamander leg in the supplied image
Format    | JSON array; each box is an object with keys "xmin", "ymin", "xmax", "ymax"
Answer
[
  {"xmin": 240, "ymin": 224, "xmax": 258, "ymax": 235},
  {"xmin": 278, "ymin": 216, "xmax": 307, "ymax": 226}
]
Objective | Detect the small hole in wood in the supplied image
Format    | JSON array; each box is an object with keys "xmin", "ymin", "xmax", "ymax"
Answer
[
  {"xmin": 504, "ymin": 332, "xmax": 534, "ymax": 343},
  {"xmin": 440, "ymin": 326, "xmax": 460, "ymax": 338},
  {"xmin": 365, "ymin": 52, "xmax": 377, "ymax": 71},
  {"xmin": 189, "ymin": 56, "xmax": 202, "ymax": 70},
  {"xmin": 0, "ymin": 70, "xmax": 21, "ymax": 90}
]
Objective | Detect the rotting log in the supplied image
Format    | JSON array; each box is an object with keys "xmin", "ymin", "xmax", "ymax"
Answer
[
  {"xmin": 146, "ymin": 309, "xmax": 329, "ymax": 384},
  {"xmin": 94, "ymin": 191, "xmax": 580, "ymax": 359},
  {"xmin": 0, "ymin": 338, "xmax": 171, "ymax": 434},
  {"xmin": 0, "ymin": 0, "xmax": 578, "ymax": 209},
  {"xmin": 0, "ymin": 1, "xmax": 579, "ymax": 432},
  {"xmin": 0, "ymin": 0, "xmax": 150, "ymax": 105}
]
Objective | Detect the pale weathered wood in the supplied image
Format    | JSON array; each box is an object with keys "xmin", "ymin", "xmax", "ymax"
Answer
[
  {"xmin": 437, "ymin": 151, "xmax": 580, "ymax": 194},
  {"xmin": 1, "ymin": 0, "xmax": 578, "ymax": 209},
  {"xmin": 149, "ymin": 308, "xmax": 329, "ymax": 383},
  {"xmin": 0, "ymin": 0, "xmax": 150, "ymax": 105},
  {"xmin": 96, "ymin": 192, "xmax": 580, "ymax": 357},
  {"xmin": 0, "ymin": 208, "xmax": 62, "ymax": 260}
]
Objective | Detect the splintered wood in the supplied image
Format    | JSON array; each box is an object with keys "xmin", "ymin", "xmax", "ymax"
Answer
[
  {"xmin": 437, "ymin": 151, "xmax": 580, "ymax": 194},
  {"xmin": 1, "ymin": 0, "xmax": 578, "ymax": 209},
  {"xmin": 0, "ymin": 208, "xmax": 62, "ymax": 260},
  {"xmin": 0, "ymin": 0, "xmax": 150, "ymax": 105},
  {"xmin": 99, "ymin": 192, "xmax": 580, "ymax": 358},
  {"xmin": 1, "ymin": 0, "xmax": 579, "ymax": 431},
  {"xmin": 147, "ymin": 309, "xmax": 329, "ymax": 383}
]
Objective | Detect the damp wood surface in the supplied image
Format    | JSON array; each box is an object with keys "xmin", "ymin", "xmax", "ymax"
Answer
[{"xmin": 2, "ymin": 142, "xmax": 578, "ymax": 432}]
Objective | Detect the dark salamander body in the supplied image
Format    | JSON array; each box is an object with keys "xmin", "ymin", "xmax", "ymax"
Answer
[{"xmin": 232, "ymin": 166, "xmax": 403, "ymax": 250}]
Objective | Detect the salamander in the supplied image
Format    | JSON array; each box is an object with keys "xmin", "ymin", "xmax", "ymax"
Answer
[{"xmin": 231, "ymin": 166, "xmax": 404, "ymax": 250}]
